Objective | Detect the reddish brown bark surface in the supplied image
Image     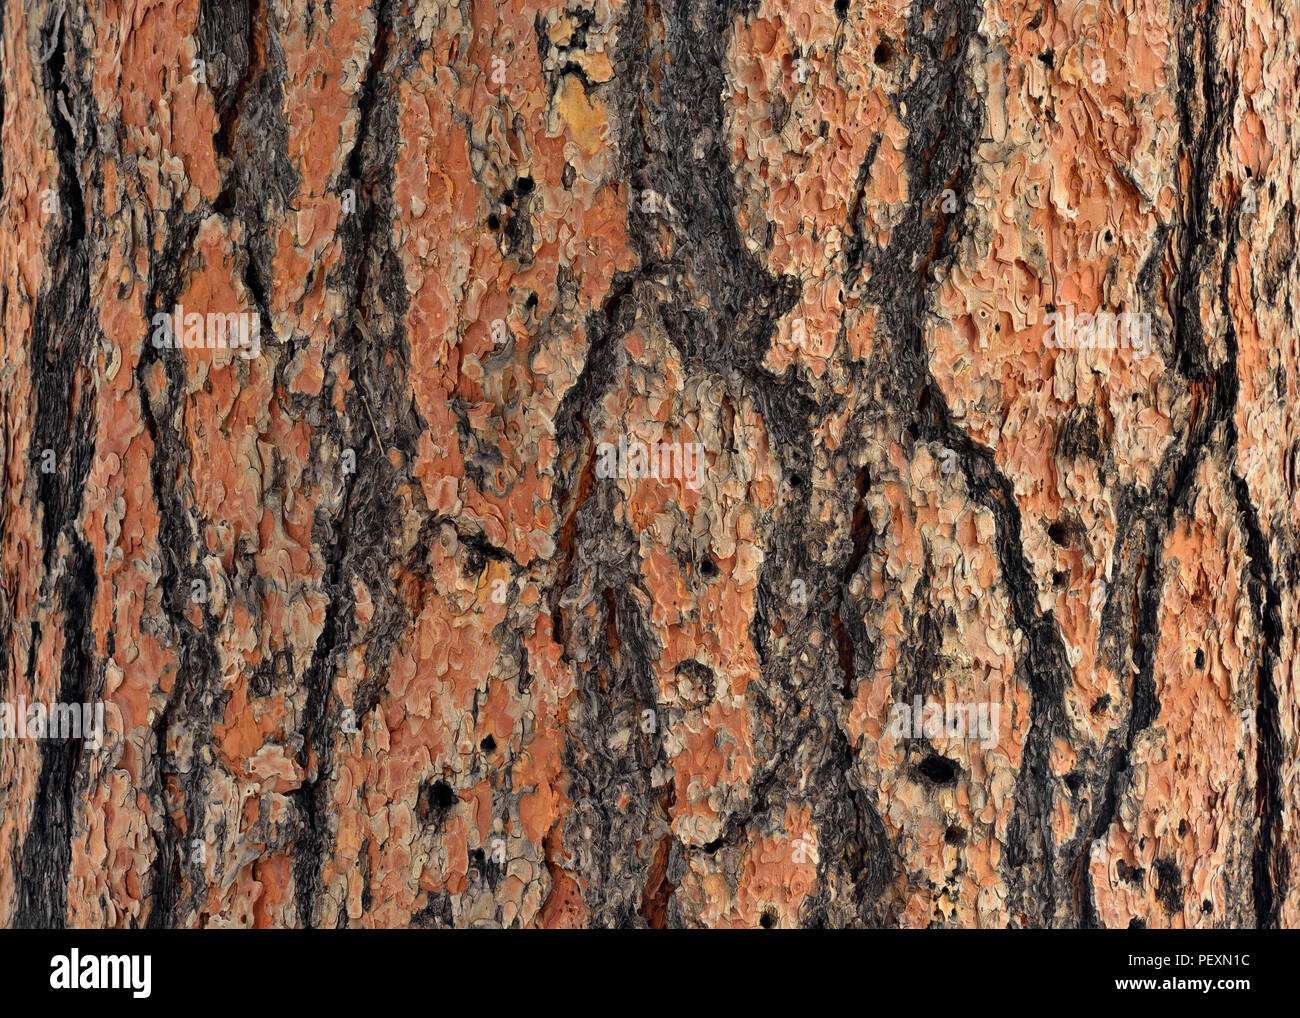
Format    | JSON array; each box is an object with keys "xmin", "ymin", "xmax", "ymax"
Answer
[{"xmin": 1, "ymin": 0, "xmax": 1297, "ymax": 928}]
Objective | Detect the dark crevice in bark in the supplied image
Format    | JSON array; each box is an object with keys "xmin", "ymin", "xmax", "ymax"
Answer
[
  {"xmin": 544, "ymin": 0, "xmax": 819, "ymax": 924},
  {"xmin": 805, "ymin": 727, "xmax": 894, "ymax": 928},
  {"xmin": 291, "ymin": 1, "xmax": 411, "ymax": 926},
  {"xmin": 209, "ymin": 0, "xmax": 293, "ymax": 339},
  {"xmin": 1068, "ymin": 0, "xmax": 1285, "ymax": 929},
  {"xmin": 40, "ymin": 9, "xmax": 83, "ymax": 249},
  {"xmin": 550, "ymin": 271, "xmax": 664, "ymax": 918},
  {"xmin": 1196, "ymin": 30, "xmax": 1288, "ymax": 925},
  {"xmin": 694, "ymin": 738, "xmax": 791, "ymax": 858},
  {"xmin": 289, "ymin": 380, "xmax": 432, "ymax": 923},
  {"xmin": 523, "ymin": 1, "xmax": 689, "ymax": 926},
  {"xmin": 840, "ymin": 136, "xmax": 881, "ymax": 283},
  {"xmin": 1070, "ymin": 511, "xmax": 1162, "ymax": 927},
  {"xmin": 833, "ymin": 466, "xmax": 874, "ymax": 699},
  {"xmin": 199, "ymin": 0, "xmax": 253, "ymax": 147},
  {"xmin": 13, "ymin": 5, "xmax": 100, "ymax": 929},
  {"xmin": 133, "ymin": 0, "xmax": 291, "ymax": 928},
  {"xmin": 645, "ymin": 0, "xmax": 860, "ymax": 911},
  {"xmin": 13, "ymin": 535, "xmax": 97, "ymax": 928},
  {"xmin": 1236, "ymin": 472, "xmax": 1286, "ymax": 926},
  {"xmin": 1170, "ymin": 0, "xmax": 1226, "ymax": 384},
  {"xmin": 944, "ymin": 402, "xmax": 1075, "ymax": 924},
  {"xmin": 137, "ymin": 0, "xmax": 283, "ymax": 927},
  {"xmin": 289, "ymin": 457, "xmax": 362, "ymax": 926},
  {"xmin": 549, "ymin": 302, "xmax": 665, "ymax": 924},
  {"xmin": 137, "ymin": 214, "xmax": 225, "ymax": 928},
  {"xmin": 31, "ymin": 8, "xmax": 88, "ymax": 573},
  {"xmin": 550, "ymin": 269, "xmax": 634, "ymax": 561},
  {"xmin": 560, "ymin": 575, "xmax": 662, "ymax": 921},
  {"xmin": 624, "ymin": 0, "xmax": 864, "ymax": 924},
  {"xmin": 638, "ymin": 822, "xmax": 678, "ymax": 929},
  {"xmin": 13, "ymin": 280, "xmax": 99, "ymax": 928},
  {"xmin": 1217, "ymin": 117, "xmax": 1286, "ymax": 936},
  {"xmin": 539, "ymin": 15, "xmax": 666, "ymax": 921},
  {"xmin": 1066, "ymin": 0, "xmax": 1230, "ymax": 928},
  {"xmin": 1065, "ymin": 0, "xmax": 1234, "ymax": 926},
  {"xmin": 345, "ymin": 0, "xmax": 392, "ymax": 184},
  {"xmin": 1222, "ymin": 200, "xmax": 1288, "ymax": 932},
  {"xmin": 850, "ymin": 0, "xmax": 1080, "ymax": 925},
  {"xmin": 204, "ymin": 0, "xmax": 275, "ymax": 343}
]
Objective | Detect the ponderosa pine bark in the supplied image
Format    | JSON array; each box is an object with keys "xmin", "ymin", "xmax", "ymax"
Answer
[{"xmin": 1, "ymin": 0, "xmax": 1297, "ymax": 928}]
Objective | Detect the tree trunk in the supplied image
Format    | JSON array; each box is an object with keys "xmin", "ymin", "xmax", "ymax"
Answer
[{"xmin": 1, "ymin": 0, "xmax": 1296, "ymax": 929}]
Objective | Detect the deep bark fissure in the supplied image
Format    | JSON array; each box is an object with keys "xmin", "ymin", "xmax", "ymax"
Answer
[
  {"xmin": 12, "ymin": 4, "xmax": 101, "ymax": 929},
  {"xmin": 290, "ymin": 0, "xmax": 418, "ymax": 926}
]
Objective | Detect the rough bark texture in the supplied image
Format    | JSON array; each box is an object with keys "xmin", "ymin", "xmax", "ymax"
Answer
[{"xmin": 1, "ymin": 0, "xmax": 1297, "ymax": 929}]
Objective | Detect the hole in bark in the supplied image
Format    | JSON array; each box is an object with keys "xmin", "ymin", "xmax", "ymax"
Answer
[
  {"xmin": 214, "ymin": 186, "xmax": 236, "ymax": 217},
  {"xmin": 480, "ymin": 735, "xmax": 497, "ymax": 753},
  {"xmin": 1047, "ymin": 520, "xmax": 1071, "ymax": 546},
  {"xmin": 916, "ymin": 754, "xmax": 958, "ymax": 785},
  {"xmin": 1104, "ymin": 229, "xmax": 1113, "ymax": 242},
  {"xmin": 517, "ymin": 175, "xmax": 535, "ymax": 194},
  {"xmin": 700, "ymin": 558, "xmax": 719, "ymax": 579},
  {"xmin": 419, "ymin": 779, "xmax": 459, "ymax": 829},
  {"xmin": 1118, "ymin": 860, "xmax": 1145, "ymax": 885},
  {"xmin": 834, "ymin": 0, "xmax": 849, "ymax": 16},
  {"xmin": 1202, "ymin": 899, "xmax": 1213, "ymax": 914},
  {"xmin": 1153, "ymin": 858, "xmax": 1183, "ymax": 915},
  {"xmin": 501, "ymin": 190, "xmax": 515, "ymax": 207},
  {"xmin": 1091, "ymin": 694, "xmax": 1111, "ymax": 716},
  {"xmin": 675, "ymin": 658, "xmax": 715, "ymax": 685},
  {"xmin": 1064, "ymin": 771, "xmax": 1083, "ymax": 794},
  {"xmin": 1039, "ymin": 49, "xmax": 1055, "ymax": 68},
  {"xmin": 759, "ymin": 908, "xmax": 778, "ymax": 928},
  {"xmin": 945, "ymin": 825, "xmax": 966, "ymax": 844},
  {"xmin": 526, "ymin": 291, "xmax": 539, "ymax": 310},
  {"xmin": 1128, "ymin": 917, "xmax": 1146, "ymax": 929},
  {"xmin": 1178, "ymin": 819, "xmax": 1188, "ymax": 838},
  {"xmin": 1195, "ymin": 648, "xmax": 1205, "ymax": 669},
  {"xmin": 487, "ymin": 213, "xmax": 501, "ymax": 230},
  {"xmin": 873, "ymin": 42, "xmax": 893, "ymax": 66}
]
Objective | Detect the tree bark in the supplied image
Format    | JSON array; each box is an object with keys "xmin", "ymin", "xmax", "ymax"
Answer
[{"xmin": 1, "ymin": 0, "xmax": 1297, "ymax": 928}]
